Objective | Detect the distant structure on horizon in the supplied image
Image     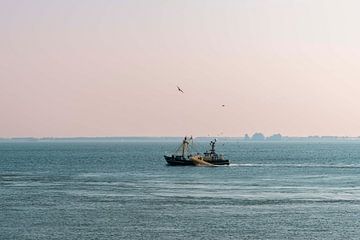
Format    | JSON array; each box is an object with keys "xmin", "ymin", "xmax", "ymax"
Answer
[
  {"xmin": 267, "ymin": 134, "xmax": 282, "ymax": 141},
  {"xmin": 242, "ymin": 133, "xmax": 360, "ymax": 141},
  {"xmin": 246, "ymin": 133, "xmax": 283, "ymax": 141},
  {"xmin": 250, "ymin": 133, "xmax": 266, "ymax": 141},
  {"xmin": 244, "ymin": 134, "xmax": 250, "ymax": 141}
]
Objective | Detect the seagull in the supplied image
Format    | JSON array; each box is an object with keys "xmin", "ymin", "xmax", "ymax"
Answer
[{"xmin": 177, "ymin": 86, "xmax": 184, "ymax": 93}]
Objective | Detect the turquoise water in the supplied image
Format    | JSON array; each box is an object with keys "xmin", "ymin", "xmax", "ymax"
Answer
[{"xmin": 1, "ymin": 141, "xmax": 360, "ymax": 239}]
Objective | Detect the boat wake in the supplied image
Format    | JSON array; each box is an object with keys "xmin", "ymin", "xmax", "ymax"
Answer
[{"xmin": 229, "ymin": 163, "xmax": 360, "ymax": 168}]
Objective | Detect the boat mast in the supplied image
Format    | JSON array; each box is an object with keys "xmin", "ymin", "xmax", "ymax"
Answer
[
  {"xmin": 210, "ymin": 139, "xmax": 216, "ymax": 154},
  {"xmin": 182, "ymin": 137, "xmax": 188, "ymax": 157}
]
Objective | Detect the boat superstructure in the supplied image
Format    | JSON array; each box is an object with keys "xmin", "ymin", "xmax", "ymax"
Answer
[{"xmin": 190, "ymin": 139, "xmax": 229, "ymax": 166}]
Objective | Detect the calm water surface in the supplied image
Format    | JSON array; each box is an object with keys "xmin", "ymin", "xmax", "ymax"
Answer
[{"xmin": 1, "ymin": 141, "xmax": 360, "ymax": 239}]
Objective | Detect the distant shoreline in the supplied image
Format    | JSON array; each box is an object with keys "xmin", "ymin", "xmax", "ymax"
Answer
[{"xmin": 1, "ymin": 136, "xmax": 360, "ymax": 142}]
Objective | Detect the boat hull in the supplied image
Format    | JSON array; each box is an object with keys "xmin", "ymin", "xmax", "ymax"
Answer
[
  {"xmin": 207, "ymin": 160, "xmax": 230, "ymax": 165},
  {"xmin": 206, "ymin": 160, "xmax": 230, "ymax": 165},
  {"xmin": 164, "ymin": 155, "xmax": 195, "ymax": 166}
]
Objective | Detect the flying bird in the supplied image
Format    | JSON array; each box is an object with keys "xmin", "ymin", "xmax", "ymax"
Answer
[{"xmin": 177, "ymin": 86, "xmax": 184, "ymax": 93}]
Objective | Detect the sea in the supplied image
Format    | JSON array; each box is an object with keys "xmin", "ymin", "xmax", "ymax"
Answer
[{"xmin": 1, "ymin": 139, "xmax": 360, "ymax": 240}]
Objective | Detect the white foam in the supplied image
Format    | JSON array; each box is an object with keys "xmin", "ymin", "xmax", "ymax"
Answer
[{"xmin": 228, "ymin": 163, "xmax": 360, "ymax": 168}]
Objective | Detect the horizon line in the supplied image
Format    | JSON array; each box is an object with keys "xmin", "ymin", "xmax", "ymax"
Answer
[{"xmin": 2, "ymin": 135, "xmax": 360, "ymax": 139}]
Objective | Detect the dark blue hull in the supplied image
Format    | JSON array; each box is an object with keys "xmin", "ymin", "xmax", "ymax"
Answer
[
  {"xmin": 164, "ymin": 155, "xmax": 194, "ymax": 166},
  {"xmin": 203, "ymin": 159, "xmax": 230, "ymax": 165}
]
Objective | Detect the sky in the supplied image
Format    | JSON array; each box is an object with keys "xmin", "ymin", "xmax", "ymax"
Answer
[{"xmin": 1, "ymin": 0, "xmax": 360, "ymax": 137}]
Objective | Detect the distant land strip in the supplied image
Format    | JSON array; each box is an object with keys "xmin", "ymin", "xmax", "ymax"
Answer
[{"xmin": 1, "ymin": 134, "xmax": 360, "ymax": 142}]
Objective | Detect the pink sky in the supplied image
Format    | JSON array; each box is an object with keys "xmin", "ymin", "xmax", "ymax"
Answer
[{"xmin": 1, "ymin": 0, "xmax": 360, "ymax": 137}]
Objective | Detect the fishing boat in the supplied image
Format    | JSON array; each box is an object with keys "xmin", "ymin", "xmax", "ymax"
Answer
[
  {"xmin": 190, "ymin": 139, "xmax": 229, "ymax": 166},
  {"xmin": 164, "ymin": 137, "xmax": 229, "ymax": 166}
]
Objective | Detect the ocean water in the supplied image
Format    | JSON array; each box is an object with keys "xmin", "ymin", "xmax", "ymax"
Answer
[{"xmin": 1, "ymin": 140, "xmax": 360, "ymax": 240}]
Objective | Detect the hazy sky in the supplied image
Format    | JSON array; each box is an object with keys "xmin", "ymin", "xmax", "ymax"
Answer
[{"xmin": 1, "ymin": 0, "xmax": 360, "ymax": 137}]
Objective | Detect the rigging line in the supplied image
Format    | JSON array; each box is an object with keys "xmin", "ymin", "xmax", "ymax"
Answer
[
  {"xmin": 192, "ymin": 137, "xmax": 201, "ymax": 151},
  {"xmin": 190, "ymin": 140, "xmax": 201, "ymax": 154}
]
